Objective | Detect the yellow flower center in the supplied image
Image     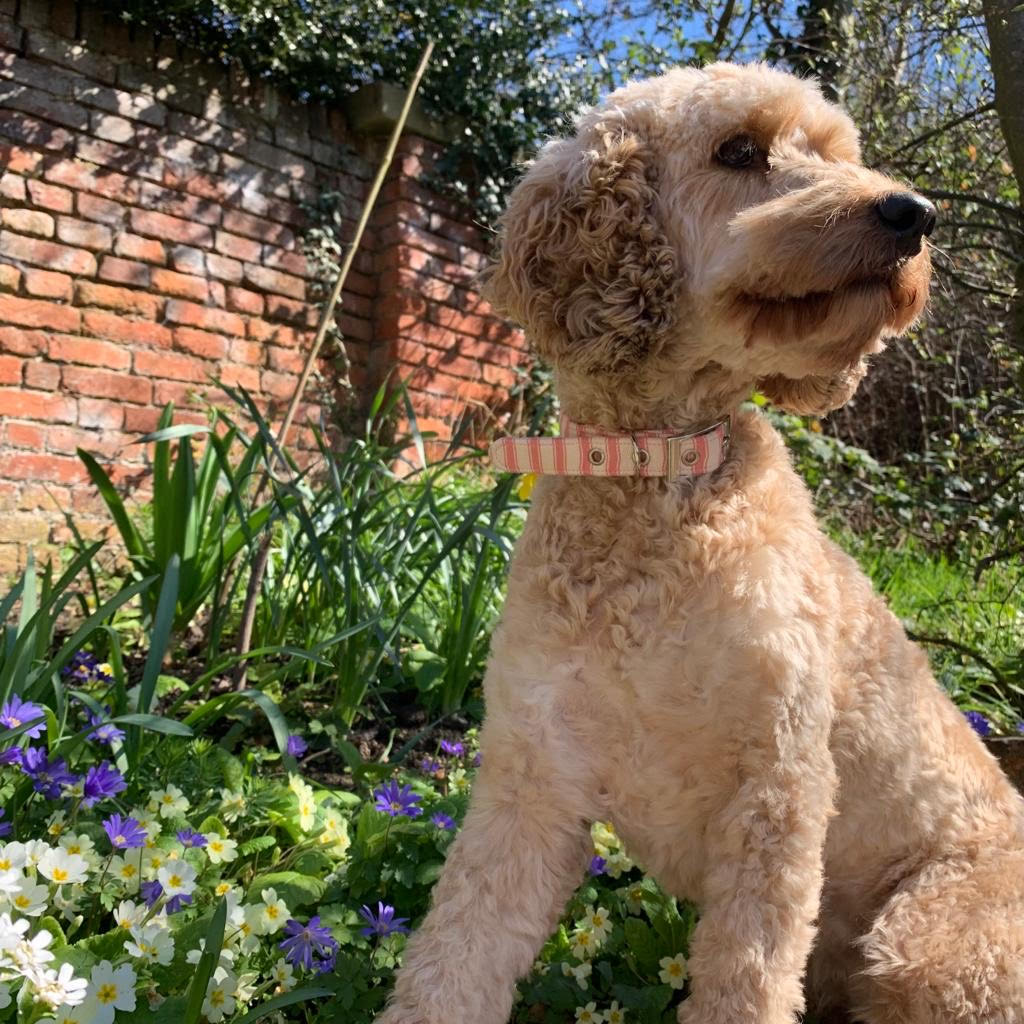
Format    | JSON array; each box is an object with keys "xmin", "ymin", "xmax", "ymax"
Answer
[
  {"xmin": 67, "ymin": 844, "xmax": 81, "ymax": 853},
  {"xmin": 97, "ymin": 983, "xmax": 118, "ymax": 1004},
  {"xmin": 0, "ymin": 859, "xmax": 10, "ymax": 870},
  {"xmin": 669, "ymin": 964, "xmax": 682, "ymax": 976},
  {"xmin": 52, "ymin": 867, "xmax": 68, "ymax": 882},
  {"xmin": 168, "ymin": 874, "xmax": 182, "ymax": 888},
  {"xmin": 162, "ymin": 795, "xmax": 174, "ymax": 804},
  {"xmin": 210, "ymin": 990, "xmax": 225, "ymax": 1007},
  {"xmin": 14, "ymin": 895, "xmax": 30, "ymax": 908},
  {"xmin": 211, "ymin": 841, "xmax": 222, "ymax": 851},
  {"xmin": 267, "ymin": 905, "xmax": 279, "ymax": 919},
  {"xmin": 121, "ymin": 864, "xmax": 137, "ymax": 878}
]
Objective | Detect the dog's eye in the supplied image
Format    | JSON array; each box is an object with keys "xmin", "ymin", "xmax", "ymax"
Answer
[{"xmin": 715, "ymin": 135, "xmax": 765, "ymax": 170}]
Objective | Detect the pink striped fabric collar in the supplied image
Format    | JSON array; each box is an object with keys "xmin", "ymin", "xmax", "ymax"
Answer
[{"xmin": 489, "ymin": 417, "xmax": 731, "ymax": 479}]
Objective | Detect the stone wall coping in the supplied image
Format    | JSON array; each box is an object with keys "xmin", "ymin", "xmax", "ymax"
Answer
[{"xmin": 343, "ymin": 82, "xmax": 455, "ymax": 145}]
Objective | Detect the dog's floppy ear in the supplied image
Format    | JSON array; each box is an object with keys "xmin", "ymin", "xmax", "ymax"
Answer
[
  {"xmin": 482, "ymin": 123, "xmax": 678, "ymax": 373},
  {"xmin": 758, "ymin": 361, "xmax": 868, "ymax": 416}
]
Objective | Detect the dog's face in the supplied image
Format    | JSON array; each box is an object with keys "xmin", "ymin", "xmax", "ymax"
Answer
[{"xmin": 484, "ymin": 63, "xmax": 934, "ymax": 416}]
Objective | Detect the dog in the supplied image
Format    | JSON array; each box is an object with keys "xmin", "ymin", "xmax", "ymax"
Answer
[{"xmin": 376, "ymin": 62, "xmax": 1024, "ymax": 1024}]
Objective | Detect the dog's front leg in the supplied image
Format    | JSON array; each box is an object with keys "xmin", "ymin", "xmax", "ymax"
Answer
[
  {"xmin": 678, "ymin": 669, "xmax": 837, "ymax": 1024},
  {"xmin": 376, "ymin": 730, "xmax": 591, "ymax": 1024}
]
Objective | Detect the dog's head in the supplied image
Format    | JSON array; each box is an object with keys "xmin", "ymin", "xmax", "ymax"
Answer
[{"xmin": 483, "ymin": 63, "xmax": 933, "ymax": 417}]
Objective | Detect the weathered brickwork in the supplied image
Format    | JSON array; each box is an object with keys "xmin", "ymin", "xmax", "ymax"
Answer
[{"xmin": 0, "ymin": 0, "xmax": 526, "ymax": 573}]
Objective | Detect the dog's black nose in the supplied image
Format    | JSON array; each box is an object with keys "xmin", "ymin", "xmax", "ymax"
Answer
[{"xmin": 874, "ymin": 193, "xmax": 937, "ymax": 248}]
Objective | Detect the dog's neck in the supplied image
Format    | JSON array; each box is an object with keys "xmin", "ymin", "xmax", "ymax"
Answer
[{"xmin": 555, "ymin": 361, "xmax": 754, "ymax": 433}]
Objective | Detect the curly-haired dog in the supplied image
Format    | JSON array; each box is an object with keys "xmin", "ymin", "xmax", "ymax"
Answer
[{"xmin": 376, "ymin": 63, "xmax": 1024, "ymax": 1024}]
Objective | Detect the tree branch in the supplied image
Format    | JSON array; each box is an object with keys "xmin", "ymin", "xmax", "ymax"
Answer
[
  {"xmin": 921, "ymin": 188, "xmax": 1021, "ymax": 216},
  {"xmin": 882, "ymin": 101, "xmax": 997, "ymax": 160}
]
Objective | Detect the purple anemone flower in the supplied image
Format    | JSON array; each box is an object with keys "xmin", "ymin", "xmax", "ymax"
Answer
[
  {"xmin": 286, "ymin": 734, "xmax": 308, "ymax": 758},
  {"xmin": 589, "ymin": 855, "xmax": 607, "ymax": 876},
  {"xmin": 21, "ymin": 747, "xmax": 78, "ymax": 799},
  {"xmin": 82, "ymin": 761, "xmax": 127, "ymax": 808},
  {"xmin": 964, "ymin": 710, "xmax": 991, "ymax": 737},
  {"xmin": 85, "ymin": 706, "xmax": 125, "ymax": 747},
  {"xmin": 0, "ymin": 696, "xmax": 46, "ymax": 739},
  {"xmin": 176, "ymin": 828, "xmax": 207, "ymax": 848},
  {"xmin": 430, "ymin": 812, "xmax": 455, "ymax": 831},
  {"xmin": 140, "ymin": 880, "xmax": 163, "ymax": 907},
  {"xmin": 358, "ymin": 902, "xmax": 410, "ymax": 940},
  {"xmin": 279, "ymin": 915, "xmax": 339, "ymax": 970},
  {"xmin": 103, "ymin": 814, "xmax": 147, "ymax": 850},
  {"xmin": 418, "ymin": 757, "xmax": 442, "ymax": 776},
  {"xmin": 62, "ymin": 651, "xmax": 98, "ymax": 681},
  {"xmin": 0, "ymin": 808, "xmax": 10, "ymax": 838},
  {"xmin": 312, "ymin": 948, "xmax": 337, "ymax": 974},
  {"xmin": 372, "ymin": 780, "xmax": 422, "ymax": 818},
  {"xmin": 0, "ymin": 748, "xmax": 23, "ymax": 768},
  {"xmin": 439, "ymin": 739, "xmax": 464, "ymax": 757},
  {"xmin": 166, "ymin": 893, "xmax": 193, "ymax": 914}
]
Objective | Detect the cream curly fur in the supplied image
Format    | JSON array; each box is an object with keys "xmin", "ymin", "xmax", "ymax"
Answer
[{"xmin": 375, "ymin": 63, "xmax": 1024, "ymax": 1024}]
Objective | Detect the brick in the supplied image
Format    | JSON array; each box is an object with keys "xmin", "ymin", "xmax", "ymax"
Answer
[
  {"xmin": 24, "ymin": 360, "xmax": 60, "ymax": 389},
  {"xmin": 228, "ymin": 338, "xmax": 263, "ymax": 365},
  {"xmin": 164, "ymin": 299, "xmax": 244, "ymax": 336},
  {"xmin": 214, "ymin": 230, "xmax": 261, "ymax": 262},
  {"xmin": 263, "ymin": 294, "xmax": 315, "ymax": 326},
  {"xmin": 222, "ymin": 209, "xmax": 294, "ymax": 248},
  {"xmin": 146, "ymin": 268, "xmax": 206, "ymax": 302},
  {"xmin": 262, "ymin": 245, "xmax": 307, "ymax": 277},
  {"xmin": 0, "ymin": 511, "xmax": 49, "ymax": 542},
  {"xmin": 247, "ymin": 319, "xmax": 309, "ymax": 347},
  {"xmin": 242, "ymin": 263, "xmax": 305, "ymax": 301},
  {"xmin": 338, "ymin": 313, "xmax": 371, "ymax": 343},
  {"xmin": 204, "ymin": 253, "xmax": 240, "ymax": 284},
  {"xmin": 25, "ymin": 179, "xmax": 73, "ymax": 214},
  {"xmin": 0, "ymin": 327, "xmax": 46, "ymax": 354},
  {"xmin": 72, "ymin": 81, "xmax": 167, "ymax": 127},
  {"xmin": 0, "ymin": 353, "xmax": 20, "ymax": 384},
  {"xmin": 139, "ymin": 181, "xmax": 220, "ymax": 225},
  {"xmin": 0, "ymin": 231, "xmax": 97, "ymax": 275},
  {"xmin": 218, "ymin": 363, "xmax": 260, "ymax": 390},
  {"xmin": 99, "ymin": 256, "xmax": 150, "ymax": 287},
  {"xmin": 82, "ymin": 309, "xmax": 171, "ymax": 348},
  {"xmin": 45, "ymin": 425, "xmax": 129, "ymax": 457},
  {"xmin": 0, "ymin": 110, "xmax": 74, "ymax": 152},
  {"xmin": 267, "ymin": 346, "xmax": 304, "ymax": 374},
  {"xmin": 23, "ymin": 268, "xmax": 72, "ymax": 300},
  {"xmin": 0, "ymin": 263, "xmax": 20, "ymax": 293},
  {"xmin": 76, "ymin": 193, "xmax": 125, "ymax": 227},
  {"xmin": 44, "ymin": 158, "xmax": 139, "ymax": 203},
  {"xmin": 63, "ymin": 364, "xmax": 150, "ymax": 403},
  {"xmin": 171, "ymin": 322, "xmax": 229, "ymax": 359},
  {"xmin": 25, "ymin": 29, "xmax": 117, "ymax": 84},
  {"xmin": 0, "ymin": 81, "xmax": 89, "ymax": 130},
  {"xmin": 78, "ymin": 397, "xmax": 124, "ymax": 429},
  {"xmin": 122, "ymin": 405, "xmax": 164, "ymax": 433},
  {"xmin": 134, "ymin": 348, "xmax": 210, "ymax": 382},
  {"xmin": 0, "ymin": 451, "xmax": 85, "ymax": 483},
  {"xmin": 153, "ymin": 135, "xmax": 218, "ymax": 173},
  {"xmin": 56, "ymin": 215, "xmax": 113, "ymax": 251},
  {"xmin": 49, "ymin": 334, "xmax": 131, "ymax": 370},
  {"xmin": 0, "ymin": 144, "xmax": 43, "ymax": 175},
  {"xmin": 0, "ymin": 172, "xmax": 25, "ymax": 201},
  {"xmin": 5, "ymin": 422, "xmax": 47, "ymax": 449},
  {"xmin": 130, "ymin": 208, "xmax": 212, "ymax": 247},
  {"xmin": 226, "ymin": 286, "xmax": 263, "ymax": 315},
  {"xmin": 1, "ymin": 208, "xmax": 55, "ymax": 237},
  {"xmin": 74, "ymin": 282, "xmax": 162, "ymax": 319},
  {"xmin": 209, "ymin": 281, "xmax": 226, "ymax": 308},
  {"xmin": 0, "ymin": 387, "xmax": 76, "ymax": 422},
  {"xmin": 0, "ymin": 292, "xmax": 80, "ymax": 331},
  {"xmin": 115, "ymin": 233, "xmax": 165, "ymax": 264},
  {"xmin": 89, "ymin": 112, "xmax": 135, "ymax": 144},
  {"xmin": 76, "ymin": 136, "xmax": 162, "ymax": 181},
  {"xmin": 152, "ymin": 379, "xmax": 207, "ymax": 408},
  {"xmin": 169, "ymin": 246, "xmax": 205, "ymax": 275}
]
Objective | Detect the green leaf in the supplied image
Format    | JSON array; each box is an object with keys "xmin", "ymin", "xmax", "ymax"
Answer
[
  {"xmin": 248, "ymin": 870, "xmax": 326, "ymax": 909},
  {"xmin": 183, "ymin": 898, "xmax": 227, "ymax": 1024},
  {"xmin": 234, "ymin": 986, "xmax": 333, "ymax": 1023},
  {"xmin": 112, "ymin": 713, "xmax": 193, "ymax": 737},
  {"xmin": 623, "ymin": 917, "xmax": 660, "ymax": 973}
]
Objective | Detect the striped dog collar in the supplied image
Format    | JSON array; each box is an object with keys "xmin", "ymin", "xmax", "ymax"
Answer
[{"xmin": 489, "ymin": 417, "xmax": 731, "ymax": 479}]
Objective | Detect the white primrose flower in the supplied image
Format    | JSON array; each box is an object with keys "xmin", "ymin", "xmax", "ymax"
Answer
[
  {"xmin": 34, "ymin": 962, "xmax": 88, "ymax": 1008},
  {"xmin": 148, "ymin": 785, "xmax": 189, "ymax": 819},
  {"xmin": 604, "ymin": 851, "xmax": 634, "ymax": 878},
  {"xmin": 202, "ymin": 967, "xmax": 237, "ymax": 1022},
  {"xmin": 227, "ymin": 904, "xmax": 261, "ymax": 954},
  {"xmin": 9, "ymin": 925, "xmax": 56, "ymax": 975},
  {"xmin": 561, "ymin": 961, "xmax": 592, "ymax": 990},
  {"xmin": 606, "ymin": 1001, "xmax": 626, "ymax": 1024},
  {"xmin": 45, "ymin": 811, "xmax": 67, "ymax": 838},
  {"xmin": 575, "ymin": 1003, "xmax": 604, "ymax": 1024},
  {"xmin": 50, "ymin": 1002, "xmax": 92, "ymax": 1024},
  {"xmin": 124, "ymin": 924, "xmax": 174, "ymax": 965},
  {"xmin": 129, "ymin": 807, "xmax": 160, "ymax": 840},
  {"xmin": 51, "ymin": 886, "xmax": 82, "ymax": 926},
  {"xmin": 109, "ymin": 855, "xmax": 142, "ymax": 887},
  {"xmin": 22, "ymin": 840, "xmax": 51, "ymax": 869},
  {"xmin": 448, "ymin": 767, "xmax": 470, "ymax": 795},
  {"xmin": 318, "ymin": 810, "xmax": 351, "ymax": 856},
  {"xmin": 270, "ymin": 958, "xmax": 296, "ymax": 993},
  {"xmin": 0, "ymin": 845, "xmax": 27, "ymax": 872},
  {"xmin": 658, "ymin": 953, "xmax": 688, "ymax": 990},
  {"xmin": 234, "ymin": 970, "xmax": 259, "ymax": 1004},
  {"xmin": 622, "ymin": 883, "xmax": 646, "ymax": 915},
  {"xmin": 186, "ymin": 940, "xmax": 235, "ymax": 972},
  {"xmin": 0, "ymin": 911, "xmax": 30, "ymax": 954},
  {"xmin": 7, "ymin": 876, "xmax": 49, "ymax": 917},
  {"xmin": 571, "ymin": 927, "xmax": 599, "ymax": 960},
  {"xmin": 38, "ymin": 848, "xmax": 89, "ymax": 886},
  {"xmin": 88, "ymin": 960, "xmax": 137, "ymax": 1024},
  {"xmin": 289, "ymin": 776, "xmax": 316, "ymax": 832},
  {"xmin": 0, "ymin": 868, "xmax": 22, "ymax": 895},
  {"xmin": 581, "ymin": 905, "xmax": 612, "ymax": 943},
  {"xmin": 157, "ymin": 860, "xmax": 197, "ymax": 898},
  {"xmin": 114, "ymin": 900, "xmax": 148, "ymax": 930},
  {"xmin": 257, "ymin": 887, "xmax": 289, "ymax": 934},
  {"xmin": 204, "ymin": 834, "xmax": 238, "ymax": 864},
  {"xmin": 219, "ymin": 789, "xmax": 246, "ymax": 823},
  {"xmin": 58, "ymin": 834, "xmax": 98, "ymax": 867}
]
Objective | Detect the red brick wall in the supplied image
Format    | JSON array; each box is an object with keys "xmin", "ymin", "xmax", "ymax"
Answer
[{"xmin": 0, "ymin": 0, "xmax": 526, "ymax": 574}]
